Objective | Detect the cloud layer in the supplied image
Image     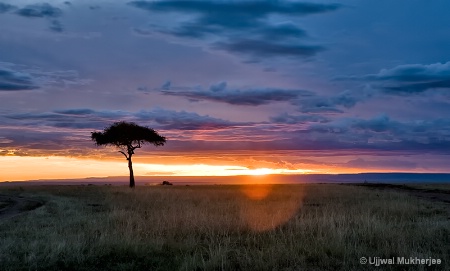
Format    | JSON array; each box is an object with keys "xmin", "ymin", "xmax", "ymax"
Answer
[
  {"xmin": 0, "ymin": 67, "xmax": 39, "ymax": 91},
  {"xmin": 128, "ymin": 0, "xmax": 341, "ymax": 60},
  {"xmin": 157, "ymin": 81, "xmax": 313, "ymax": 106},
  {"xmin": 3, "ymin": 107, "xmax": 450, "ymax": 157},
  {"xmin": 344, "ymin": 61, "xmax": 450, "ymax": 95},
  {"xmin": 0, "ymin": 62, "xmax": 90, "ymax": 91},
  {"xmin": 2, "ymin": 1, "xmax": 450, "ymax": 174},
  {"xmin": 0, "ymin": 2, "xmax": 65, "ymax": 32}
]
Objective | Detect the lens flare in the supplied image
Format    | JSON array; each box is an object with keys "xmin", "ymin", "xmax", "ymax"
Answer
[{"xmin": 239, "ymin": 184, "xmax": 305, "ymax": 232}]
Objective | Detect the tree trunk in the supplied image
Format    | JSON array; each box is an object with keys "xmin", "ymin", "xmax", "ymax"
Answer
[{"xmin": 128, "ymin": 154, "xmax": 135, "ymax": 188}]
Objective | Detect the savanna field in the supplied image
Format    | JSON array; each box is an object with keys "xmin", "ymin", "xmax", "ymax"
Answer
[{"xmin": 0, "ymin": 184, "xmax": 449, "ymax": 271}]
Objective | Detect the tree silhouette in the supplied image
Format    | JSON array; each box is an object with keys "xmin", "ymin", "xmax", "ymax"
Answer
[{"xmin": 91, "ymin": 121, "xmax": 166, "ymax": 188}]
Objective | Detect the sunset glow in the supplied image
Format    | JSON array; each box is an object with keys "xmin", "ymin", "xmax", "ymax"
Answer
[
  {"xmin": 1, "ymin": 0, "xmax": 450, "ymax": 182},
  {"xmin": 0, "ymin": 155, "xmax": 318, "ymax": 182}
]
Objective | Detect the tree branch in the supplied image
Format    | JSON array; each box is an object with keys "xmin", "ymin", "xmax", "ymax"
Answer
[
  {"xmin": 130, "ymin": 143, "xmax": 141, "ymax": 152},
  {"xmin": 118, "ymin": 151, "xmax": 128, "ymax": 160}
]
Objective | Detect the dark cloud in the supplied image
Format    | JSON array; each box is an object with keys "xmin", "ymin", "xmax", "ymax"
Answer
[
  {"xmin": 155, "ymin": 81, "xmax": 363, "ymax": 111},
  {"xmin": 213, "ymin": 39, "xmax": 323, "ymax": 58},
  {"xmin": 303, "ymin": 114, "xmax": 450, "ymax": 153},
  {"xmin": 292, "ymin": 90, "xmax": 364, "ymax": 113},
  {"xmin": 344, "ymin": 61, "xmax": 450, "ymax": 95},
  {"xmin": 5, "ymin": 108, "xmax": 240, "ymax": 131},
  {"xmin": 260, "ymin": 22, "xmax": 307, "ymax": 40},
  {"xmin": 158, "ymin": 15, "xmax": 307, "ymax": 40},
  {"xmin": 49, "ymin": 20, "xmax": 64, "ymax": 32},
  {"xmin": 0, "ymin": 62, "xmax": 91, "ymax": 90},
  {"xmin": 351, "ymin": 114, "xmax": 396, "ymax": 133},
  {"xmin": 0, "ymin": 67, "xmax": 39, "ymax": 91},
  {"xmin": 381, "ymin": 79, "xmax": 450, "ymax": 94},
  {"xmin": 54, "ymin": 109, "xmax": 97, "ymax": 115},
  {"xmin": 294, "ymin": 97, "xmax": 344, "ymax": 114},
  {"xmin": 368, "ymin": 62, "xmax": 450, "ymax": 82},
  {"xmin": 0, "ymin": 107, "xmax": 253, "ymax": 155},
  {"xmin": 270, "ymin": 113, "xmax": 329, "ymax": 124},
  {"xmin": 3, "ymin": 108, "xmax": 450, "ymax": 157},
  {"xmin": 159, "ymin": 82, "xmax": 313, "ymax": 106},
  {"xmin": 132, "ymin": 27, "xmax": 152, "ymax": 36},
  {"xmin": 16, "ymin": 3, "xmax": 62, "ymax": 18},
  {"xmin": 5, "ymin": 111, "xmax": 110, "ymax": 129},
  {"xmin": 161, "ymin": 80, "xmax": 171, "ymax": 90},
  {"xmin": 0, "ymin": 2, "xmax": 15, "ymax": 13},
  {"xmin": 134, "ymin": 108, "xmax": 239, "ymax": 130},
  {"xmin": 13, "ymin": 3, "xmax": 65, "ymax": 33},
  {"xmin": 128, "ymin": 0, "xmax": 340, "ymax": 60},
  {"xmin": 209, "ymin": 81, "xmax": 226, "ymax": 92},
  {"xmin": 306, "ymin": 114, "xmax": 401, "ymax": 136},
  {"xmin": 128, "ymin": 1, "xmax": 341, "ymax": 17}
]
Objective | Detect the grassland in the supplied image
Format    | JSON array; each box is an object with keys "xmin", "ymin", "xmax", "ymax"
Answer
[{"xmin": 0, "ymin": 183, "xmax": 449, "ymax": 271}]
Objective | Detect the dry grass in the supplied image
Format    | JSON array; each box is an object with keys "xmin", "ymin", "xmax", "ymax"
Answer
[
  {"xmin": 0, "ymin": 184, "xmax": 449, "ymax": 271},
  {"xmin": 407, "ymin": 183, "xmax": 450, "ymax": 192}
]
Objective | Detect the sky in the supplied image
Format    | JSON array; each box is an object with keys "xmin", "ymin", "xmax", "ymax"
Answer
[{"xmin": 1, "ymin": 0, "xmax": 450, "ymax": 181}]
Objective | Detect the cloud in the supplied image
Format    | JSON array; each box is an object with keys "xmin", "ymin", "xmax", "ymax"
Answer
[
  {"xmin": 351, "ymin": 114, "xmax": 395, "ymax": 133},
  {"xmin": 0, "ymin": 2, "xmax": 16, "ymax": 13},
  {"xmin": 161, "ymin": 80, "xmax": 171, "ymax": 90},
  {"xmin": 212, "ymin": 39, "xmax": 323, "ymax": 58},
  {"xmin": 3, "ymin": 108, "xmax": 450, "ymax": 157},
  {"xmin": 159, "ymin": 82, "xmax": 313, "ymax": 106},
  {"xmin": 292, "ymin": 90, "xmax": 365, "ymax": 113},
  {"xmin": 294, "ymin": 97, "xmax": 344, "ymax": 114},
  {"xmin": 304, "ymin": 114, "xmax": 450, "ymax": 152},
  {"xmin": 0, "ymin": 137, "xmax": 13, "ymax": 144},
  {"xmin": 0, "ymin": 62, "xmax": 91, "ymax": 91},
  {"xmin": 209, "ymin": 81, "xmax": 226, "ymax": 92},
  {"xmin": 155, "ymin": 81, "xmax": 364, "ymax": 111},
  {"xmin": 270, "ymin": 113, "xmax": 329, "ymax": 124},
  {"xmin": 344, "ymin": 61, "xmax": 450, "ymax": 95},
  {"xmin": 6, "ymin": 108, "xmax": 240, "ymax": 131},
  {"xmin": 132, "ymin": 27, "xmax": 152, "ymax": 36},
  {"xmin": 0, "ymin": 67, "xmax": 39, "ymax": 91},
  {"xmin": 128, "ymin": 0, "xmax": 341, "ymax": 60},
  {"xmin": 306, "ymin": 114, "xmax": 401, "ymax": 136},
  {"xmin": 0, "ymin": 107, "xmax": 256, "ymax": 156},
  {"xmin": 260, "ymin": 22, "xmax": 307, "ymax": 40},
  {"xmin": 128, "ymin": 1, "xmax": 341, "ymax": 18},
  {"xmin": 14, "ymin": 3, "xmax": 65, "ymax": 32},
  {"xmin": 134, "ymin": 108, "xmax": 240, "ymax": 130},
  {"xmin": 16, "ymin": 3, "xmax": 62, "ymax": 18},
  {"xmin": 346, "ymin": 158, "xmax": 418, "ymax": 170},
  {"xmin": 49, "ymin": 20, "xmax": 64, "ymax": 32}
]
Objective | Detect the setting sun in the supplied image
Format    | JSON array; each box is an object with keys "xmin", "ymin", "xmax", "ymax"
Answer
[{"xmin": 248, "ymin": 168, "xmax": 273, "ymax": 176}]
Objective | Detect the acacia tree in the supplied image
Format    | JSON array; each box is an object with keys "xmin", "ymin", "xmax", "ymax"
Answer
[{"xmin": 91, "ymin": 121, "xmax": 166, "ymax": 188}]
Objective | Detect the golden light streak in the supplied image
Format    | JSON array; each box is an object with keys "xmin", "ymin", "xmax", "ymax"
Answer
[{"xmin": 0, "ymin": 156, "xmax": 315, "ymax": 182}]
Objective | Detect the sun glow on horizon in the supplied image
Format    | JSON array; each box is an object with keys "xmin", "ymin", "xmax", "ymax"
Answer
[
  {"xmin": 248, "ymin": 168, "xmax": 273, "ymax": 176},
  {"xmin": 0, "ymin": 155, "xmax": 317, "ymax": 182}
]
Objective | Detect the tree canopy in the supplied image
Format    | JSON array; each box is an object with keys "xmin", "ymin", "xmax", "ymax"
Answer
[
  {"xmin": 91, "ymin": 121, "xmax": 166, "ymax": 149},
  {"xmin": 91, "ymin": 121, "xmax": 166, "ymax": 188}
]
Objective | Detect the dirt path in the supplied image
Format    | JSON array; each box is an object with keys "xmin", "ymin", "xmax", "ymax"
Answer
[
  {"xmin": 0, "ymin": 195, "xmax": 44, "ymax": 220},
  {"xmin": 350, "ymin": 183, "xmax": 450, "ymax": 204}
]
